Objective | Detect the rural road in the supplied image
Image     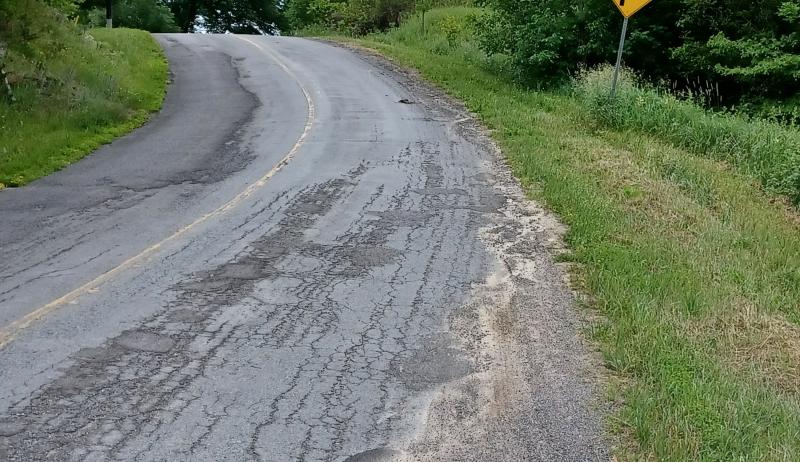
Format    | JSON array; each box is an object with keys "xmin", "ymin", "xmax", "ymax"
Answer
[{"xmin": 0, "ymin": 35, "xmax": 608, "ymax": 461}]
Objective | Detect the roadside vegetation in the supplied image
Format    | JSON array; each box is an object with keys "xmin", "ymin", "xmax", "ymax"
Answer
[
  {"xmin": 0, "ymin": 0, "xmax": 168, "ymax": 187},
  {"xmin": 299, "ymin": 6, "xmax": 800, "ymax": 460},
  {"xmin": 472, "ymin": 0, "xmax": 800, "ymax": 121},
  {"xmin": 578, "ymin": 69, "xmax": 800, "ymax": 205}
]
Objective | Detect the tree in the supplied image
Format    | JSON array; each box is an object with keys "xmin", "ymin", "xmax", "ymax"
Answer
[
  {"xmin": 117, "ymin": 0, "xmax": 178, "ymax": 31},
  {"xmin": 80, "ymin": 0, "xmax": 178, "ymax": 32},
  {"xmin": 285, "ymin": 0, "xmax": 345, "ymax": 31},
  {"xmin": 473, "ymin": 0, "xmax": 620, "ymax": 84},
  {"xmin": 674, "ymin": 0, "xmax": 800, "ymax": 100},
  {"xmin": 164, "ymin": 0, "xmax": 199, "ymax": 31},
  {"xmin": 283, "ymin": 0, "xmax": 414, "ymax": 35},
  {"xmin": 165, "ymin": 0, "xmax": 286, "ymax": 33}
]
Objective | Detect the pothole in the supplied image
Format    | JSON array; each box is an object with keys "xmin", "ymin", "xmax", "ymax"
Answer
[
  {"xmin": 393, "ymin": 336, "xmax": 473, "ymax": 391},
  {"xmin": 115, "ymin": 331, "xmax": 175, "ymax": 353}
]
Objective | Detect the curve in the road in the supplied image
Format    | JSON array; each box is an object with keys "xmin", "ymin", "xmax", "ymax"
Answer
[
  {"xmin": 0, "ymin": 35, "xmax": 609, "ymax": 461},
  {"xmin": 0, "ymin": 36, "xmax": 315, "ymax": 349}
]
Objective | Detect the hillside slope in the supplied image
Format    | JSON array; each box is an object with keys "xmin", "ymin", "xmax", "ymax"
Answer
[{"xmin": 0, "ymin": 0, "xmax": 167, "ymax": 187}]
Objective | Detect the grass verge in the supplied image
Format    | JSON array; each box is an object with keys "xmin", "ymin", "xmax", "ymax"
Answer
[
  {"xmin": 328, "ymin": 7, "xmax": 800, "ymax": 460},
  {"xmin": 576, "ymin": 67, "xmax": 800, "ymax": 205},
  {"xmin": 0, "ymin": 21, "xmax": 167, "ymax": 187}
]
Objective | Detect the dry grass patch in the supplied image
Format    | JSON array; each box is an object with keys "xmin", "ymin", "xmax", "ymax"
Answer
[{"xmin": 702, "ymin": 305, "xmax": 800, "ymax": 396}]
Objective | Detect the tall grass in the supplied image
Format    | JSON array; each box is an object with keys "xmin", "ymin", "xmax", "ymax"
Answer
[
  {"xmin": 375, "ymin": 8, "xmax": 486, "ymax": 62},
  {"xmin": 576, "ymin": 66, "xmax": 800, "ymax": 205}
]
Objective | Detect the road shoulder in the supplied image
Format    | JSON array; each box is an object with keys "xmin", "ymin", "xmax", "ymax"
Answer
[{"xmin": 336, "ymin": 41, "xmax": 613, "ymax": 460}]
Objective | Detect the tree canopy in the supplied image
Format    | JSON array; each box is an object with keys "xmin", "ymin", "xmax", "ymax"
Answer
[
  {"xmin": 77, "ymin": 0, "xmax": 285, "ymax": 33},
  {"xmin": 166, "ymin": 0, "xmax": 286, "ymax": 33},
  {"xmin": 80, "ymin": 0, "xmax": 179, "ymax": 32}
]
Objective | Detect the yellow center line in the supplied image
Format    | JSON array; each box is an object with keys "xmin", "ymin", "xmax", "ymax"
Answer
[{"xmin": 0, "ymin": 35, "xmax": 316, "ymax": 349}]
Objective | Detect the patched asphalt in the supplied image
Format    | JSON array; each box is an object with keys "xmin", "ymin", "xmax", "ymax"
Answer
[{"xmin": 0, "ymin": 35, "xmax": 609, "ymax": 461}]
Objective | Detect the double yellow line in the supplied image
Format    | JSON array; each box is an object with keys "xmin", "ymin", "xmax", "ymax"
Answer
[{"xmin": 0, "ymin": 35, "xmax": 316, "ymax": 349}]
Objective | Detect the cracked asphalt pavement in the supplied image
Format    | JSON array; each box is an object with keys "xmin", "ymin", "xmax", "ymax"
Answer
[{"xmin": 0, "ymin": 35, "xmax": 609, "ymax": 461}]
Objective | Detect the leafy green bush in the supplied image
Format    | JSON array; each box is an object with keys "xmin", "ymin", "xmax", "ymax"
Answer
[
  {"xmin": 82, "ymin": 0, "xmax": 178, "ymax": 32},
  {"xmin": 1, "ymin": 0, "xmax": 83, "ymax": 90},
  {"xmin": 285, "ymin": 0, "xmax": 346, "ymax": 30},
  {"xmin": 673, "ymin": 0, "xmax": 800, "ymax": 100},
  {"xmin": 287, "ymin": 0, "xmax": 436, "ymax": 35},
  {"xmin": 471, "ymin": 0, "xmax": 619, "ymax": 84},
  {"xmin": 112, "ymin": 0, "xmax": 177, "ymax": 32},
  {"xmin": 576, "ymin": 66, "xmax": 800, "ymax": 204},
  {"xmin": 438, "ymin": 14, "xmax": 461, "ymax": 47}
]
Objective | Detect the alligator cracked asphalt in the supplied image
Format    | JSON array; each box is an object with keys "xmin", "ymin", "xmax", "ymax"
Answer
[{"xmin": 0, "ymin": 35, "xmax": 609, "ymax": 461}]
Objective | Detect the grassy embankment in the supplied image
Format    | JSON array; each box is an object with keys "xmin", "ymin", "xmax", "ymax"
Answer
[
  {"xmin": 0, "ymin": 4, "xmax": 167, "ymax": 188},
  {"xmin": 331, "ymin": 7, "xmax": 800, "ymax": 460}
]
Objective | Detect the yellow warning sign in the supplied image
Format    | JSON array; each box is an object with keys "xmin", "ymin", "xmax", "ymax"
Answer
[{"xmin": 612, "ymin": 0, "xmax": 653, "ymax": 17}]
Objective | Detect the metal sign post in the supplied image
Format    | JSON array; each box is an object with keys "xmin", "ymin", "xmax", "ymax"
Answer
[
  {"xmin": 610, "ymin": 17, "xmax": 628, "ymax": 98},
  {"xmin": 609, "ymin": 0, "xmax": 653, "ymax": 98}
]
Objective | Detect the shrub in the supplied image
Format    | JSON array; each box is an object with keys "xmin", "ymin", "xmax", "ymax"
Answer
[
  {"xmin": 114, "ymin": 0, "xmax": 178, "ymax": 32},
  {"xmin": 82, "ymin": 0, "xmax": 178, "ymax": 32},
  {"xmin": 471, "ymin": 0, "xmax": 620, "ymax": 85},
  {"xmin": 438, "ymin": 14, "xmax": 461, "ymax": 47},
  {"xmin": 286, "ymin": 0, "xmax": 416, "ymax": 34},
  {"xmin": 285, "ymin": 0, "xmax": 347, "ymax": 30}
]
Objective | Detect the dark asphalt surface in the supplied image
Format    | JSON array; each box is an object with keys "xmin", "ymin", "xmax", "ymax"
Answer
[{"xmin": 0, "ymin": 35, "xmax": 609, "ymax": 461}]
